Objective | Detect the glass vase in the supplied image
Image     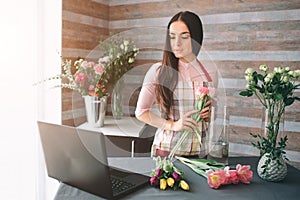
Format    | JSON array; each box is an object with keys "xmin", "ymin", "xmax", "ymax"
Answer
[
  {"xmin": 112, "ymin": 80, "xmax": 123, "ymax": 120},
  {"xmin": 207, "ymin": 105, "xmax": 229, "ymax": 165}
]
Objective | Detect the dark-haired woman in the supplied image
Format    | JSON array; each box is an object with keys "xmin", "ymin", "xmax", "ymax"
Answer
[{"xmin": 135, "ymin": 11, "xmax": 218, "ymax": 157}]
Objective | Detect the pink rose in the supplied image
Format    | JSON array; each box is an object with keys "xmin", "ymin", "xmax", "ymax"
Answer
[
  {"xmin": 74, "ymin": 72, "xmax": 87, "ymax": 87},
  {"xmin": 206, "ymin": 169, "xmax": 226, "ymax": 189},
  {"xmin": 236, "ymin": 164, "xmax": 253, "ymax": 184}
]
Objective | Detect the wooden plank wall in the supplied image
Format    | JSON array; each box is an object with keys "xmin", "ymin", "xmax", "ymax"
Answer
[{"xmin": 61, "ymin": 0, "xmax": 300, "ymax": 154}]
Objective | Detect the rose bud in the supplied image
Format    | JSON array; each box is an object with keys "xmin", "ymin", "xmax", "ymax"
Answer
[
  {"xmin": 172, "ymin": 171, "xmax": 180, "ymax": 181},
  {"xmin": 149, "ymin": 176, "xmax": 158, "ymax": 186}
]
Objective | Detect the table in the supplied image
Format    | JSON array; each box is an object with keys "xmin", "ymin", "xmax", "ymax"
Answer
[{"xmin": 54, "ymin": 156, "xmax": 300, "ymax": 200}]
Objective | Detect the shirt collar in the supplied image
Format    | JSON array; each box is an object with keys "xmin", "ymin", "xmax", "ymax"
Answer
[{"xmin": 178, "ymin": 58, "xmax": 198, "ymax": 69}]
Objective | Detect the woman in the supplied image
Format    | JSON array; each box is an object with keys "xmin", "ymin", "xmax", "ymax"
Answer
[{"xmin": 135, "ymin": 11, "xmax": 217, "ymax": 157}]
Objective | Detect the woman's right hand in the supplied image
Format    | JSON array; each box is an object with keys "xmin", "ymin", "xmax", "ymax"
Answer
[{"xmin": 170, "ymin": 110, "xmax": 199, "ymax": 132}]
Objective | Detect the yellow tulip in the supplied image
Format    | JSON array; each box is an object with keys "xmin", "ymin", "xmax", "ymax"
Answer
[
  {"xmin": 160, "ymin": 178, "xmax": 167, "ymax": 190},
  {"xmin": 179, "ymin": 180, "xmax": 190, "ymax": 191},
  {"xmin": 167, "ymin": 177, "xmax": 175, "ymax": 187}
]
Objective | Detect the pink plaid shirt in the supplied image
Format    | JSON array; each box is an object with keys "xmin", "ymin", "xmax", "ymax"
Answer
[{"xmin": 135, "ymin": 59, "xmax": 217, "ymax": 157}]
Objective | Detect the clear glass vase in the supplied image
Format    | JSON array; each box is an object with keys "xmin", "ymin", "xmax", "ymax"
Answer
[{"xmin": 112, "ymin": 80, "xmax": 123, "ymax": 120}]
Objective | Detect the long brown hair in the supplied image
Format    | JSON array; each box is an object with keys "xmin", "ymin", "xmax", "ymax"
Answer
[{"xmin": 155, "ymin": 11, "xmax": 204, "ymax": 118}]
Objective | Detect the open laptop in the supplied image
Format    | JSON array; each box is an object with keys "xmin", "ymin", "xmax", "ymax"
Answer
[{"xmin": 37, "ymin": 121, "xmax": 149, "ymax": 199}]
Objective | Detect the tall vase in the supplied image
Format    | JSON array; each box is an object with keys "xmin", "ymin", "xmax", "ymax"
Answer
[
  {"xmin": 207, "ymin": 106, "xmax": 229, "ymax": 165},
  {"xmin": 112, "ymin": 80, "xmax": 123, "ymax": 120},
  {"xmin": 83, "ymin": 96, "xmax": 107, "ymax": 127},
  {"xmin": 257, "ymin": 107, "xmax": 287, "ymax": 181}
]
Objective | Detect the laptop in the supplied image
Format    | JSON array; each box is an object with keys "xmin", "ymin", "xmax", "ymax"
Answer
[{"xmin": 37, "ymin": 121, "xmax": 149, "ymax": 199}]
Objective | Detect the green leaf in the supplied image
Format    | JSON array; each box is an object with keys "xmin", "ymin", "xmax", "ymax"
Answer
[
  {"xmin": 285, "ymin": 97, "xmax": 295, "ymax": 106},
  {"xmin": 239, "ymin": 90, "xmax": 253, "ymax": 97}
]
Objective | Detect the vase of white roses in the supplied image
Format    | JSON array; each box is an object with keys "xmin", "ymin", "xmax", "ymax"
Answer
[
  {"xmin": 240, "ymin": 65, "xmax": 300, "ymax": 181},
  {"xmin": 99, "ymin": 36, "xmax": 139, "ymax": 119}
]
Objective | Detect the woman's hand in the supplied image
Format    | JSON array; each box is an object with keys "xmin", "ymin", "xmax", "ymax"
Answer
[
  {"xmin": 200, "ymin": 99, "xmax": 212, "ymax": 122},
  {"xmin": 170, "ymin": 110, "xmax": 199, "ymax": 132}
]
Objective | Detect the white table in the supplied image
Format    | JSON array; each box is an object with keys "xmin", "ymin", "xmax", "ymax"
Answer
[{"xmin": 78, "ymin": 116, "xmax": 146, "ymax": 138}]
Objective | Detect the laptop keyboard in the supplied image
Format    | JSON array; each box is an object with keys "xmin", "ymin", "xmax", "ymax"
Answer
[{"xmin": 111, "ymin": 176, "xmax": 136, "ymax": 195}]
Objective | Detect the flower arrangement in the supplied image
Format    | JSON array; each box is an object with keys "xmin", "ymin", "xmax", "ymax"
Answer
[
  {"xmin": 239, "ymin": 65, "xmax": 300, "ymax": 173},
  {"xmin": 58, "ymin": 58, "xmax": 108, "ymax": 98},
  {"xmin": 168, "ymin": 86, "xmax": 211, "ymax": 159},
  {"xmin": 177, "ymin": 156, "xmax": 253, "ymax": 189},
  {"xmin": 99, "ymin": 36, "xmax": 139, "ymax": 87},
  {"xmin": 149, "ymin": 157, "xmax": 190, "ymax": 191}
]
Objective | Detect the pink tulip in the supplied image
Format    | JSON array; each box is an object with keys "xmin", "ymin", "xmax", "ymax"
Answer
[
  {"xmin": 149, "ymin": 176, "xmax": 158, "ymax": 186},
  {"xmin": 206, "ymin": 169, "xmax": 226, "ymax": 189},
  {"xmin": 195, "ymin": 86, "xmax": 209, "ymax": 97},
  {"xmin": 172, "ymin": 171, "xmax": 180, "ymax": 181},
  {"xmin": 155, "ymin": 168, "xmax": 163, "ymax": 177},
  {"xmin": 236, "ymin": 164, "xmax": 253, "ymax": 184},
  {"xmin": 224, "ymin": 166, "xmax": 239, "ymax": 185}
]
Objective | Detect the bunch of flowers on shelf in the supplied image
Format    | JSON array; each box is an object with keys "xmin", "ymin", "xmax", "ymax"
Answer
[
  {"xmin": 149, "ymin": 157, "xmax": 190, "ymax": 191},
  {"xmin": 58, "ymin": 58, "xmax": 108, "ymax": 98},
  {"xmin": 176, "ymin": 157, "xmax": 253, "ymax": 189},
  {"xmin": 98, "ymin": 36, "xmax": 139, "ymax": 87},
  {"xmin": 239, "ymin": 65, "xmax": 300, "ymax": 172},
  {"xmin": 168, "ymin": 85, "xmax": 211, "ymax": 160}
]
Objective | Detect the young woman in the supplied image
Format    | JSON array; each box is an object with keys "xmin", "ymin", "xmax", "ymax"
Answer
[{"xmin": 135, "ymin": 11, "xmax": 217, "ymax": 157}]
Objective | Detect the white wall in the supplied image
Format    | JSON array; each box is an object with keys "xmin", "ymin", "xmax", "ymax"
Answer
[{"xmin": 0, "ymin": 0, "xmax": 61, "ymax": 199}]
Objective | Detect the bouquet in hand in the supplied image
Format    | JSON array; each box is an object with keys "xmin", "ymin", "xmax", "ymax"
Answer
[{"xmin": 168, "ymin": 85, "xmax": 211, "ymax": 160}]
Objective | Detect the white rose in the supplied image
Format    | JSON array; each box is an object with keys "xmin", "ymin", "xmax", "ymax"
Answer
[
  {"xmin": 245, "ymin": 68, "xmax": 254, "ymax": 75},
  {"xmin": 280, "ymin": 75, "xmax": 289, "ymax": 83},
  {"xmin": 259, "ymin": 64, "xmax": 268, "ymax": 72},
  {"xmin": 120, "ymin": 44, "xmax": 124, "ymax": 50},
  {"xmin": 285, "ymin": 67, "xmax": 290, "ymax": 72},
  {"xmin": 123, "ymin": 40, "xmax": 129, "ymax": 46},
  {"xmin": 245, "ymin": 75, "xmax": 253, "ymax": 82}
]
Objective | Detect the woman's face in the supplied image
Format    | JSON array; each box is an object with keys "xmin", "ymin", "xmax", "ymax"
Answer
[{"xmin": 169, "ymin": 20, "xmax": 195, "ymax": 62}]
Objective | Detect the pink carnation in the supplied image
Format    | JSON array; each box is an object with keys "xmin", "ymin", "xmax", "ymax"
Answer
[
  {"xmin": 74, "ymin": 72, "xmax": 87, "ymax": 87},
  {"xmin": 88, "ymin": 85, "xmax": 95, "ymax": 91},
  {"xmin": 206, "ymin": 169, "xmax": 226, "ymax": 189},
  {"xmin": 94, "ymin": 64, "xmax": 104, "ymax": 75},
  {"xmin": 236, "ymin": 164, "xmax": 253, "ymax": 184}
]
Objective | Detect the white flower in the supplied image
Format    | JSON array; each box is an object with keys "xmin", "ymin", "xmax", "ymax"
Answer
[
  {"xmin": 120, "ymin": 44, "xmax": 124, "ymax": 50},
  {"xmin": 246, "ymin": 84, "xmax": 251, "ymax": 89},
  {"xmin": 128, "ymin": 57, "xmax": 135, "ymax": 63},
  {"xmin": 98, "ymin": 56, "xmax": 110, "ymax": 64},
  {"xmin": 264, "ymin": 77, "xmax": 271, "ymax": 83},
  {"xmin": 259, "ymin": 64, "xmax": 268, "ymax": 72},
  {"xmin": 245, "ymin": 68, "xmax": 254, "ymax": 75},
  {"xmin": 123, "ymin": 40, "xmax": 129, "ymax": 46},
  {"xmin": 245, "ymin": 75, "xmax": 253, "ymax": 82},
  {"xmin": 285, "ymin": 67, "xmax": 290, "ymax": 72},
  {"xmin": 274, "ymin": 67, "xmax": 284, "ymax": 74}
]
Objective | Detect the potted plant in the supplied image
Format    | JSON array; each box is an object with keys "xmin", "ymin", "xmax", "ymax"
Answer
[{"xmin": 239, "ymin": 65, "xmax": 300, "ymax": 181}]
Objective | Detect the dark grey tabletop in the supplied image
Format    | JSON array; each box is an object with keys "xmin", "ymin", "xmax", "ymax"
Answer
[{"xmin": 54, "ymin": 156, "xmax": 300, "ymax": 200}]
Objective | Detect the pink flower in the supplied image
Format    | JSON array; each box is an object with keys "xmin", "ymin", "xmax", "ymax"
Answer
[
  {"xmin": 94, "ymin": 64, "xmax": 104, "ymax": 75},
  {"xmin": 236, "ymin": 164, "xmax": 253, "ymax": 184},
  {"xmin": 206, "ymin": 169, "xmax": 226, "ymax": 189},
  {"xmin": 81, "ymin": 61, "xmax": 94, "ymax": 68},
  {"xmin": 195, "ymin": 86, "xmax": 209, "ymax": 97},
  {"xmin": 155, "ymin": 168, "xmax": 163, "ymax": 177},
  {"xmin": 74, "ymin": 72, "xmax": 87, "ymax": 87},
  {"xmin": 149, "ymin": 176, "xmax": 158, "ymax": 186},
  {"xmin": 88, "ymin": 85, "xmax": 95, "ymax": 91},
  {"xmin": 172, "ymin": 171, "xmax": 180, "ymax": 181},
  {"xmin": 224, "ymin": 166, "xmax": 239, "ymax": 185}
]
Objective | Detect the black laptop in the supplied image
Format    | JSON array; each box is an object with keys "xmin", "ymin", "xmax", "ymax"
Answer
[{"xmin": 37, "ymin": 121, "xmax": 149, "ymax": 199}]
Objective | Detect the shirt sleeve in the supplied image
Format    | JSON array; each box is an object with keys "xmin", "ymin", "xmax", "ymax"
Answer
[{"xmin": 135, "ymin": 63, "xmax": 161, "ymax": 117}]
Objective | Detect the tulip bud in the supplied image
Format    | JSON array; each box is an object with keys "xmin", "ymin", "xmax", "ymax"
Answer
[
  {"xmin": 155, "ymin": 168, "xmax": 163, "ymax": 177},
  {"xmin": 150, "ymin": 176, "xmax": 158, "ymax": 186},
  {"xmin": 160, "ymin": 178, "xmax": 167, "ymax": 190},
  {"xmin": 172, "ymin": 171, "xmax": 180, "ymax": 181},
  {"xmin": 179, "ymin": 180, "xmax": 190, "ymax": 191},
  {"xmin": 167, "ymin": 177, "xmax": 175, "ymax": 187}
]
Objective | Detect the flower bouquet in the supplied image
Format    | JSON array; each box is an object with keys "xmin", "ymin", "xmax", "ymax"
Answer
[
  {"xmin": 176, "ymin": 156, "xmax": 253, "ymax": 189},
  {"xmin": 149, "ymin": 157, "xmax": 190, "ymax": 191},
  {"xmin": 168, "ymin": 85, "xmax": 211, "ymax": 160},
  {"xmin": 240, "ymin": 65, "xmax": 300, "ymax": 181}
]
